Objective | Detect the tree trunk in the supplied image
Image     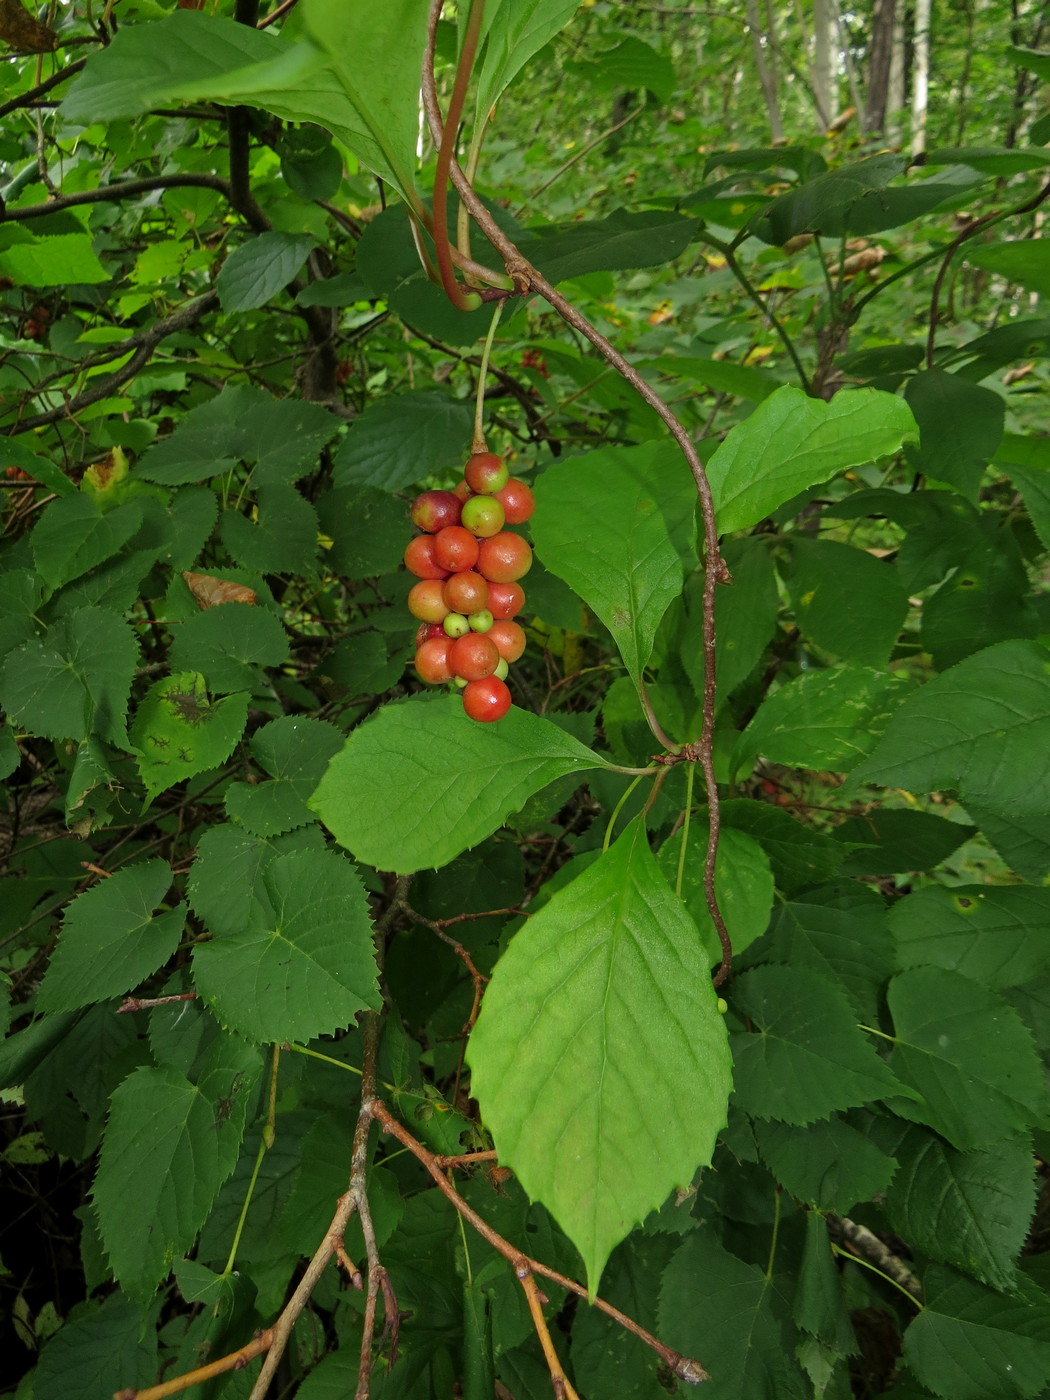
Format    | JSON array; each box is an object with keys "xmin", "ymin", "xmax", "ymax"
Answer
[
  {"xmin": 745, "ymin": 0, "xmax": 785, "ymax": 142},
  {"xmin": 886, "ymin": 0, "xmax": 906, "ymax": 142},
  {"xmin": 865, "ymin": 0, "xmax": 896, "ymax": 134},
  {"xmin": 910, "ymin": 0, "xmax": 932, "ymax": 158},
  {"xmin": 812, "ymin": 0, "xmax": 839, "ymax": 131}
]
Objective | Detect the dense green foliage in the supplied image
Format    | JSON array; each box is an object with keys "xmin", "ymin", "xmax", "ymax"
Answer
[{"xmin": 3, "ymin": 2, "xmax": 1050, "ymax": 1398}]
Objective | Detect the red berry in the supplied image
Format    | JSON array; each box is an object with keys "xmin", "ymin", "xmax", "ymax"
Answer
[
  {"xmin": 462, "ymin": 675, "xmax": 512, "ymax": 722},
  {"xmin": 449, "ymin": 632, "xmax": 500, "ymax": 681},
  {"xmin": 488, "ymin": 619, "xmax": 526, "ymax": 663},
  {"xmin": 411, "ymin": 490, "xmax": 462, "ymax": 533},
  {"xmin": 415, "ymin": 636, "xmax": 454, "ymax": 684},
  {"xmin": 461, "ymin": 495, "xmax": 505, "ymax": 538},
  {"xmin": 494, "ymin": 478, "xmax": 535, "ymax": 525},
  {"xmin": 477, "ymin": 533, "xmax": 532, "ymax": 583},
  {"xmin": 465, "ymin": 452, "xmax": 509, "ymax": 494},
  {"xmin": 433, "ymin": 525, "xmax": 480, "ymax": 573},
  {"xmin": 415, "ymin": 622, "xmax": 446, "ymax": 647},
  {"xmin": 407, "ymin": 579, "xmax": 450, "ymax": 623},
  {"xmin": 487, "ymin": 581, "xmax": 525, "ymax": 619},
  {"xmin": 443, "ymin": 570, "xmax": 489, "ymax": 615},
  {"xmin": 404, "ymin": 534, "xmax": 450, "ymax": 580},
  {"xmin": 452, "ymin": 479, "xmax": 473, "ymax": 504}
]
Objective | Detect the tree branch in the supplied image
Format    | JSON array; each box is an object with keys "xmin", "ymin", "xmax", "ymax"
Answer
[
  {"xmin": 0, "ymin": 57, "xmax": 87, "ymax": 121},
  {"xmin": 2, "ymin": 173, "xmax": 232, "ymax": 223}
]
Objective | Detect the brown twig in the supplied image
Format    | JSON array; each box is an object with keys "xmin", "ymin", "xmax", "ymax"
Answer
[
  {"xmin": 0, "ymin": 57, "xmax": 87, "ymax": 120},
  {"xmin": 2, "ymin": 173, "xmax": 232, "ymax": 223},
  {"xmin": 430, "ymin": 0, "xmax": 485, "ymax": 309},
  {"xmin": 116, "ymin": 992, "xmax": 197, "ymax": 1015},
  {"xmin": 400, "ymin": 900, "xmax": 489, "ymax": 1032},
  {"xmin": 367, "ymin": 1098, "xmax": 710, "ymax": 1386},
  {"xmin": 518, "ymin": 1264, "xmax": 581, "ymax": 1399},
  {"xmin": 114, "ymin": 1327, "xmax": 275, "ymax": 1400},
  {"xmin": 422, "ymin": 0, "xmax": 733, "ymax": 986}
]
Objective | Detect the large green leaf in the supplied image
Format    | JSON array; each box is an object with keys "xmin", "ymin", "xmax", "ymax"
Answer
[
  {"xmin": 903, "ymin": 1265, "xmax": 1050, "ymax": 1400},
  {"xmin": 783, "ymin": 539, "xmax": 909, "ymax": 667},
  {"xmin": 995, "ymin": 433, "xmax": 1050, "ymax": 553},
  {"xmin": 734, "ymin": 667, "xmax": 911, "ymax": 777},
  {"xmin": 333, "ymin": 391, "xmax": 474, "ymax": 492},
  {"xmin": 886, "ymin": 967, "xmax": 1049, "ymax": 1151},
  {"xmin": 37, "ymin": 862, "xmax": 184, "ymax": 1013},
  {"xmin": 904, "ymin": 370, "xmax": 1004, "ymax": 499},
  {"xmin": 467, "ymin": 821, "xmax": 732, "ymax": 1294},
  {"xmin": 730, "ymin": 964, "xmax": 904, "ymax": 1123},
  {"xmin": 705, "ymin": 386, "xmax": 917, "ymax": 535},
  {"xmin": 658, "ymin": 1229, "xmax": 808, "ymax": 1400},
  {"xmin": 518, "ymin": 209, "xmax": 700, "ymax": 283},
  {"xmin": 832, "ymin": 808, "xmax": 975, "ymax": 876},
  {"xmin": 0, "ymin": 232, "xmax": 109, "ymax": 287},
  {"xmin": 890, "ymin": 885, "xmax": 1050, "ymax": 989},
  {"xmin": 567, "ymin": 35, "xmax": 676, "ymax": 102},
  {"xmin": 885, "ymin": 1125, "xmax": 1035, "ymax": 1292},
  {"xmin": 221, "ymin": 485, "xmax": 320, "ymax": 574},
  {"xmin": 31, "ymin": 495, "xmax": 143, "ymax": 591},
  {"xmin": 311, "ymin": 695, "xmax": 614, "ymax": 873},
  {"xmin": 192, "ymin": 847, "xmax": 380, "ymax": 1043},
  {"xmin": 753, "ymin": 1115, "xmax": 896, "ymax": 1215},
  {"xmin": 225, "ymin": 716, "xmax": 344, "ymax": 838},
  {"xmin": 168, "ymin": 602, "xmax": 290, "ymax": 694},
  {"xmin": 0, "ymin": 606, "xmax": 139, "ymax": 748},
  {"xmin": 215, "ymin": 232, "xmax": 315, "ymax": 313},
  {"xmin": 474, "ymin": 0, "xmax": 583, "ymax": 127},
  {"xmin": 187, "ymin": 824, "xmax": 325, "ymax": 939},
  {"xmin": 32, "ymin": 1293, "xmax": 157, "ymax": 1400},
  {"xmin": 130, "ymin": 672, "xmax": 249, "ymax": 804},
  {"xmin": 135, "ymin": 384, "xmax": 337, "ymax": 487},
  {"xmin": 92, "ymin": 1066, "xmax": 246, "ymax": 1301},
  {"xmin": 964, "ymin": 239, "xmax": 1050, "ymax": 298},
  {"xmin": 532, "ymin": 440, "xmax": 697, "ymax": 688},
  {"xmin": 849, "ymin": 640, "xmax": 1050, "ymax": 819},
  {"xmin": 720, "ymin": 800, "xmax": 847, "ymax": 895}
]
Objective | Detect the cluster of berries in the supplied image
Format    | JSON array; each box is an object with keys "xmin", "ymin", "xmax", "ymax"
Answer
[{"xmin": 405, "ymin": 452, "xmax": 534, "ymax": 722}]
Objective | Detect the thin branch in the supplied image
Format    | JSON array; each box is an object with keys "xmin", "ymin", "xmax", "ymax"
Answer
[
  {"xmin": 422, "ymin": 0, "xmax": 734, "ymax": 987},
  {"xmin": 2, "ymin": 173, "xmax": 232, "ymax": 223},
  {"xmin": 115, "ymin": 1328, "xmax": 275, "ymax": 1400},
  {"xmin": 430, "ymin": 0, "xmax": 485, "ymax": 310},
  {"xmin": 0, "ymin": 292, "xmax": 219, "ymax": 434},
  {"xmin": 368, "ymin": 1098, "xmax": 710, "ymax": 1386},
  {"xmin": 257, "ymin": 0, "xmax": 299, "ymax": 27},
  {"xmin": 400, "ymin": 900, "xmax": 489, "ymax": 1033},
  {"xmin": 0, "ymin": 57, "xmax": 87, "ymax": 121}
]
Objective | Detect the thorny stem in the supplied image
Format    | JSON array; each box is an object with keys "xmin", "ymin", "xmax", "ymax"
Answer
[
  {"xmin": 473, "ymin": 300, "xmax": 504, "ymax": 452},
  {"xmin": 368, "ymin": 1098, "xmax": 710, "ymax": 1386},
  {"xmin": 422, "ymin": 0, "xmax": 734, "ymax": 988},
  {"xmin": 431, "ymin": 0, "xmax": 486, "ymax": 310}
]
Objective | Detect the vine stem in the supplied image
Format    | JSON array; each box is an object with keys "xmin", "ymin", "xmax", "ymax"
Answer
[
  {"xmin": 430, "ymin": 0, "xmax": 486, "ymax": 310},
  {"xmin": 472, "ymin": 299, "xmax": 504, "ymax": 452},
  {"xmin": 423, "ymin": 0, "xmax": 734, "ymax": 986}
]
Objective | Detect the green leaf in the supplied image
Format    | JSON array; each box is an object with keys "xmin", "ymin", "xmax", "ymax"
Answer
[
  {"xmin": 890, "ymin": 885, "xmax": 1050, "ymax": 989},
  {"xmin": 659, "ymin": 1229, "xmax": 808, "ymax": 1400},
  {"xmin": 635, "ymin": 354, "xmax": 781, "ymax": 404},
  {"xmin": 567, "ymin": 35, "xmax": 676, "ymax": 102},
  {"xmin": 749, "ymin": 153, "xmax": 908, "ymax": 242},
  {"xmin": 925, "ymin": 144, "xmax": 1050, "ymax": 174},
  {"xmin": 735, "ymin": 667, "xmax": 911, "ymax": 776},
  {"xmin": 0, "ymin": 606, "xmax": 139, "ymax": 748},
  {"xmin": 32, "ymin": 1292, "xmax": 157, "ymax": 1400},
  {"xmin": 783, "ymin": 540, "xmax": 909, "ymax": 667},
  {"xmin": 187, "ymin": 823, "xmax": 325, "ymax": 938},
  {"xmin": 221, "ymin": 484, "xmax": 320, "ymax": 574},
  {"xmin": 474, "ymin": 0, "xmax": 583, "ymax": 125},
  {"xmin": 130, "ymin": 672, "xmax": 249, "ymax": 804},
  {"xmin": 849, "ymin": 640, "xmax": 1050, "ymax": 819},
  {"xmin": 706, "ymin": 386, "xmax": 917, "ymax": 535},
  {"xmin": 278, "ymin": 124, "xmax": 343, "ymax": 200},
  {"xmin": 333, "ymin": 391, "xmax": 474, "ymax": 492},
  {"xmin": 60, "ymin": 12, "xmax": 276, "ymax": 123},
  {"xmin": 964, "ymin": 238, "xmax": 1050, "ymax": 297},
  {"xmin": 740, "ymin": 883, "xmax": 894, "ymax": 1024},
  {"xmin": 532, "ymin": 440, "xmax": 697, "ymax": 689},
  {"xmin": 903, "ymin": 1264, "xmax": 1050, "ymax": 1400},
  {"xmin": 467, "ymin": 821, "xmax": 732, "ymax": 1294},
  {"xmin": 168, "ymin": 602, "xmax": 290, "ymax": 694},
  {"xmin": 833, "ymin": 809, "xmax": 975, "ymax": 876},
  {"xmin": 682, "ymin": 537, "xmax": 780, "ymax": 702},
  {"xmin": 31, "ymin": 495, "xmax": 142, "ymax": 591},
  {"xmin": 92, "ymin": 1066, "xmax": 242, "ymax": 1301},
  {"xmin": 885, "ymin": 1125, "xmax": 1035, "ymax": 1292},
  {"xmin": 1009, "ymin": 45, "xmax": 1050, "ymax": 80},
  {"xmin": 720, "ymin": 799, "xmax": 847, "ymax": 895},
  {"xmin": 311, "ymin": 695, "xmax": 613, "ymax": 873},
  {"xmin": 135, "ymin": 384, "xmax": 337, "ymax": 487},
  {"xmin": 995, "ymin": 434, "xmax": 1050, "ymax": 553},
  {"xmin": 795, "ymin": 1210, "xmax": 857, "ymax": 1354},
  {"xmin": 216, "ymin": 232, "xmax": 315, "ymax": 313},
  {"xmin": 970, "ymin": 806, "xmax": 1050, "ymax": 884},
  {"xmin": 0, "ymin": 232, "xmax": 109, "ymax": 287},
  {"xmin": 753, "ymin": 1115, "xmax": 896, "ymax": 1214},
  {"xmin": 658, "ymin": 822, "xmax": 773, "ymax": 966},
  {"xmin": 37, "ymin": 861, "xmax": 184, "ymax": 1012},
  {"xmin": 192, "ymin": 847, "xmax": 380, "ymax": 1043},
  {"xmin": 886, "ymin": 967, "xmax": 1049, "ymax": 1151},
  {"xmin": 316, "ymin": 485, "xmax": 408, "ymax": 577},
  {"xmin": 518, "ymin": 209, "xmax": 700, "ymax": 283},
  {"xmin": 904, "ymin": 371, "xmax": 1004, "ymax": 499},
  {"xmin": 225, "ymin": 715, "xmax": 344, "ymax": 837},
  {"xmin": 730, "ymin": 964, "xmax": 904, "ymax": 1123},
  {"xmin": 0, "ymin": 725, "xmax": 18, "ymax": 782}
]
